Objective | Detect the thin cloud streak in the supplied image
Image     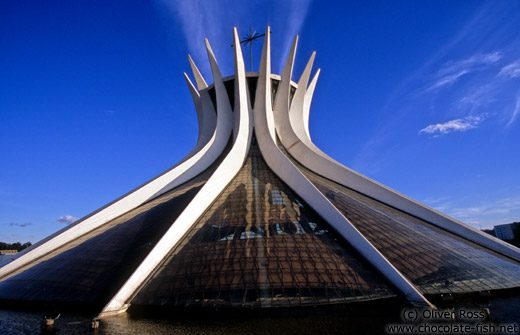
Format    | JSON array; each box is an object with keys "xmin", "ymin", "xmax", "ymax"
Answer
[
  {"xmin": 277, "ymin": 0, "xmax": 312, "ymax": 71},
  {"xmin": 425, "ymin": 196, "xmax": 520, "ymax": 229},
  {"xmin": 506, "ymin": 98, "xmax": 520, "ymax": 127},
  {"xmin": 9, "ymin": 222, "xmax": 32, "ymax": 228},
  {"xmin": 426, "ymin": 70, "xmax": 470, "ymax": 91},
  {"xmin": 160, "ymin": 0, "xmax": 230, "ymax": 77},
  {"xmin": 437, "ymin": 52, "xmax": 501, "ymax": 77},
  {"xmin": 457, "ymin": 85, "xmax": 495, "ymax": 109},
  {"xmin": 421, "ymin": 52, "xmax": 502, "ymax": 93},
  {"xmin": 498, "ymin": 60, "xmax": 520, "ymax": 78},
  {"xmin": 419, "ymin": 115, "xmax": 484, "ymax": 136}
]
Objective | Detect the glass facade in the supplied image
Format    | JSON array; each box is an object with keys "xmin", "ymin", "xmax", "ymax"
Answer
[
  {"xmin": 0, "ymin": 152, "xmax": 223, "ymax": 308},
  {"xmin": 132, "ymin": 140, "xmax": 395, "ymax": 309},
  {"xmin": 291, "ymin": 157, "xmax": 520, "ymax": 295}
]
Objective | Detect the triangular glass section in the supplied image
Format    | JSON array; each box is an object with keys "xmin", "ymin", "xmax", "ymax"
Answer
[
  {"xmin": 294, "ymin": 160, "xmax": 520, "ymax": 295},
  {"xmin": 132, "ymin": 140, "xmax": 395, "ymax": 309},
  {"xmin": 0, "ymin": 156, "xmax": 221, "ymax": 311}
]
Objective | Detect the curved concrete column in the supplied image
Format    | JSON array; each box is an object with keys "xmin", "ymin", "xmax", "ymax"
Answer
[
  {"xmin": 181, "ymin": 58, "xmax": 214, "ymax": 158},
  {"xmin": 301, "ymin": 69, "xmax": 319, "ymax": 142},
  {"xmin": 100, "ymin": 27, "xmax": 253, "ymax": 316},
  {"xmin": 254, "ymin": 27, "xmax": 432, "ymax": 307},
  {"xmin": 276, "ymin": 40, "xmax": 333, "ymax": 164},
  {"xmin": 171, "ymin": 58, "xmax": 214, "ymax": 166},
  {"xmin": 289, "ymin": 59, "xmax": 329, "ymax": 160},
  {"xmin": 148, "ymin": 41, "xmax": 235, "ymax": 197},
  {"xmin": 275, "ymin": 37, "xmax": 520, "ymax": 263},
  {"xmin": 188, "ymin": 54, "xmax": 208, "ymax": 90},
  {"xmin": 288, "ymin": 50, "xmax": 315, "ymax": 146}
]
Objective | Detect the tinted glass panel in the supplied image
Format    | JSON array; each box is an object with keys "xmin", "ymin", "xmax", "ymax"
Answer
[
  {"xmin": 294, "ymin": 159, "xmax": 520, "ymax": 295},
  {"xmin": 0, "ymin": 153, "xmax": 223, "ymax": 308},
  {"xmin": 132, "ymin": 141, "xmax": 394, "ymax": 308}
]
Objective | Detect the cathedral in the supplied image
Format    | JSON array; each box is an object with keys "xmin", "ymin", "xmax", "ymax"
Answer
[{"xmin": 1, "ymin": 27, "xmax": 519, "ymax": 317}]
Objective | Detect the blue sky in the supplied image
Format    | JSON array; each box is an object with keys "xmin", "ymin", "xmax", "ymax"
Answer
[{"xmin": 1, "ymin": 1, "xmax": 519, "ymax": 243}]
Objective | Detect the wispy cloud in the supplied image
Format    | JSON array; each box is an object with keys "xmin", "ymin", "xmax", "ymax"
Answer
[
  {"xmin": 419, "ymin": 115, "xmax": 484, "ymax": 136},
  {"xmin": 158, "ymin": 0, "xmax": 312, "ymax": 78},
  {"xmin": 437, "ymin": 52, "xmax": 501, "ymax": 76},
  {"xmin": 424, "ymin": 196, "xmax": 520, "ymax": 229},
  {"xmin": 159, "ymin": 0, "xmax": 229, "ymax": 77},
  {"xmin": 9, "ymin": 222, "xmax": 32, "ymax": 228},
  {"xmin": 457, "ymin": 85, "xmax": 494, "ymax": 109},
  {"xmin": 451, "ymin": 199, "xmax": 520, "ymax": 217},
  {"xmin": 426, "ymin": 70, "xmax": 470, "ymax": 91},
  {"xmin": 506, "ymin": 98, "xmax": 520, "ymax": 127},
  {"xmin": 422, "ymin": 52, "xmax": 502, "ymax": 92},
  {"xmin": 276, "ymin": 0, "xmax": 312, "ymax": 70},
  {"xmin": 56, "ymin": 215, "xmax": 78, "ymax": 225},
  {"xmin": 498, "ymin": 60, "xmax": 520, "ymax": 79}
]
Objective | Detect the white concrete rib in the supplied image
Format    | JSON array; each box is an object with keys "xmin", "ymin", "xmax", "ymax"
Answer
[
  {"xmin": 182, "ymin": 66, "xmax": 213, "ymax": 158},
  {"xmin": 289, "ymin": 59, "xmax": 330, "ymax": 161},
  {"xmin": 301, "ymin": 69, "xmax": 319, "ymax": 142},
  {"xmin": 188, "ymin": 54, "xmax": 208, "ymax": 91},
  {"xmin": 148, "ymin": 49, "xmax": 232, "ymax": 198},
  {"xmin": 278, "ymin": 39, "xmax": 520, "ymax": 263},
  {"xmin": 99, "ymin": 28, "xmax": 253, "ymax": 316},
  {"xmin": 254, "ymin": 27, "xmax": 432, "ymax": 307},
  {"xmin": 0, "ymin": 48, "xmax": 225, "ymax": 282}
]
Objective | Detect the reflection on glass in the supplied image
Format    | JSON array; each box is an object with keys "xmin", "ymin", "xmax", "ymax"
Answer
[
  {"xmin": 0, "ymin": 158, "xmax": 220, "ymax": 308},
  {"xmin": 295, "ymin": 157, "xmax": 520, "ymax": 295},
  {"xmin": 133, "ymin": 142, "xmax": 394, "ymax": 308}
]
